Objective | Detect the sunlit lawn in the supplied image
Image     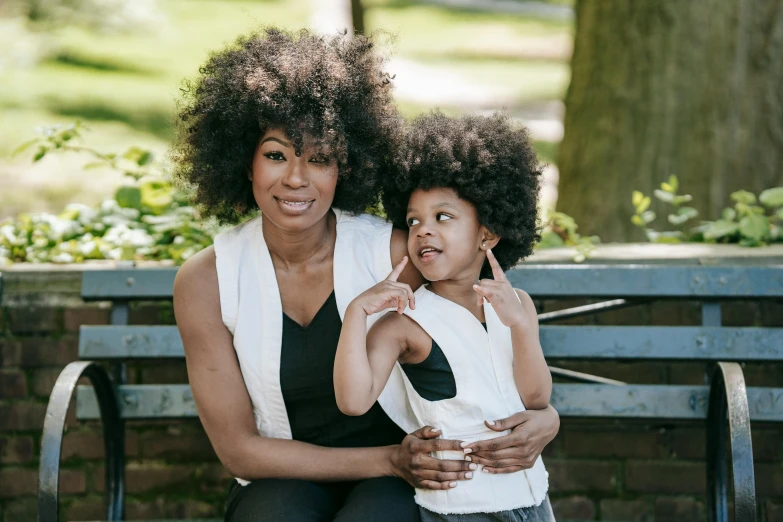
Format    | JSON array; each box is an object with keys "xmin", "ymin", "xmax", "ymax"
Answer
[{"xmin": 0, "ymin": 0, "xmax": 571, "ymax": 217}]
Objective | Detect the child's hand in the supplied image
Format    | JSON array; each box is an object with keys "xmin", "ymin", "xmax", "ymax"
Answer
[
  {"xmin": 350, "ymin": 256, "xmax": 416, "ymax": 316},
  {"xmin": 473, "ymin": 249, "xmax": 528, "ymax": 330}
]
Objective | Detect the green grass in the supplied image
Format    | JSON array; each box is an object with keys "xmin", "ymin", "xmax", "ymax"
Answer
[{"xmin": 1, "ymin": 0, "xmax": 570, "ymax": 216}]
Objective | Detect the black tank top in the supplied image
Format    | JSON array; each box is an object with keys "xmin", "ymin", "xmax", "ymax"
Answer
[{"xmin": 279, "ymin": 291, "xmax": 406, "ymax": 448}]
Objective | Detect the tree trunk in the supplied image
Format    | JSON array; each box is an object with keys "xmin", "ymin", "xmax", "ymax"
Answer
[
  {"xmin": 351, "ymin": 0, "xmax": 365, "ymax": 35},
  {"xmin": 557, "ymin": 0, "xmax": 783, "ymax": 242}
]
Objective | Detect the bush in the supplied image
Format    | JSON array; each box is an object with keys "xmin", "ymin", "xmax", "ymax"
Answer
[
  {"xmin": 1, "ymin": 123, "xmax": 218, "ymax": 265},
  {"xmin": 632, "ymin": 175, "xmax": 783, "ymax": 246}
]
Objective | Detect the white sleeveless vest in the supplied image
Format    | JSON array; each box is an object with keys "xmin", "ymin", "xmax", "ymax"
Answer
[
  {"xmin": 402, "ymin": 286, "xmax": 549, "ymax": 514},
  {"xmin": 213, "ymin": 210, "xmax": 419, "ymax": 483}
]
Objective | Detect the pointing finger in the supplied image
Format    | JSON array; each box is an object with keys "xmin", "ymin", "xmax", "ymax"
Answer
[
  {"xmin": 388, "ymin": 256, "xmax": 408, "ymax": 282},
  {"xmin": 486, "ymin": 249, "xmax": 506, "ymax": 281}
]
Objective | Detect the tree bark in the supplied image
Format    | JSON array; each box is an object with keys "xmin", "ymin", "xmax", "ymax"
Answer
[
  {"xmin": 557, "ymin": 0, "xmax": 783, "ymax": 242},
  {"xmin": 351, "ymin": 0, "xmax": 365, "ymax": 35}
]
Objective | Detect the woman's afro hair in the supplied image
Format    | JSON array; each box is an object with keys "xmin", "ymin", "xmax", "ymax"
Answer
[
  {"xmin": 383, "ymin": 111, "xmax": 543, "ymax": 273},
  {"xmin": 172, "ymin": 27, "xmax": 402, "ymax": 223}
]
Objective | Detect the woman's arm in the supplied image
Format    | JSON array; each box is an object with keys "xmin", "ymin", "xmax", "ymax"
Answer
[
  {"xmin": 175, "ymin": 247, "xmax": 394, "ymax": 482},
  {"xmin": 175, "ymin": 247, "xmax": 473, "ymax": 487}
]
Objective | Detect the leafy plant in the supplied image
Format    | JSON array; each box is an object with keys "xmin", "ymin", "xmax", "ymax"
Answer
[
  {"xmin": 1, "ymin": 123, "xmax": 218, "ymax": 265},
  {"xmin": 539, "ymin": 210, "xmax": 600, "ymax": 262},
  {"xmin": 631, "ymin": 175, "xmax": 783, "ymax": 246}
]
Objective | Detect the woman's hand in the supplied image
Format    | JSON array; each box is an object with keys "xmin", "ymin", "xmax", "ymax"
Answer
[
  {"xmin": 463, "ymin": 406, "xmax": 560, "ymax": 474},
  {"xmin": 473, "ymin": 250, "xmax": 528, "ymax": 330},
  {"xmin": 389, "ymin": 426, "xmax": 477, "ymax": 489},
  {"xmin": 351, "ymin": 256, "xmax": 415, "ymax": 316}
]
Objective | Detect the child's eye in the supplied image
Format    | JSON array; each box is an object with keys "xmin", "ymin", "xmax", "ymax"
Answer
[
  {"xmin": 264, "ymin": 151, "xmax": 285, "ymax": 161},
  {"xmin": 406, "ymin": 217, "xmax": 419, "ymax": 227},
  {"xmin": 436, "ymin": 213, "xmax": 452, "ymax": 221}
]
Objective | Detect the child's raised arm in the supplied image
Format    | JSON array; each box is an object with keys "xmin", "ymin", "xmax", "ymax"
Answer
[
  {"xmin": 473, "ymin": 250, "xmax": 552, "ymax": 410},
  {"xmin": 334, "ymin": 257, "xmax": 415, "ymax": 416}
]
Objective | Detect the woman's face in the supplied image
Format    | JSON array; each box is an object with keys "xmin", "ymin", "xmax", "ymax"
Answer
[{"xmin": 250, "ymin": 128, "xmax": 339, "ymax": 232}]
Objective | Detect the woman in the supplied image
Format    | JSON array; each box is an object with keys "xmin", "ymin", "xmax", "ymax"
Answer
[{"xmin": 172, "ymin": 28, "xmax": 560, "ymax": 522}]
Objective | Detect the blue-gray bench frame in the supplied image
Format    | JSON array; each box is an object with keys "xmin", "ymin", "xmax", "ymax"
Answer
[{"xmin": 38, "ymin": 264, "xmax": 783, "ymax": 522}]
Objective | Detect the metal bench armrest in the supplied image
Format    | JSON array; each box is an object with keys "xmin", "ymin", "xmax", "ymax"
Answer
[
  {"xmin": 707, "ymin": 362, "xmax": 757, "ymax": 522},
  {"xmin": 38, "ymin": 361, "xmax": 125, "ymax": 522}
]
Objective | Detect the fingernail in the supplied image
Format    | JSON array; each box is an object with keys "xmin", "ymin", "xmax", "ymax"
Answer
[
  {"xmin": 469, "ymin": 463, "xmax": 477, "ymax": 470},
  {"xmin": 482, "ymin": 469, "xmax": 489, "ymax": 473},
  {"xmin": 465, "ymin": 472, "xmax": 473, "ymax": 479},
  {"xmin": 463, "ymin": 448, "xmax": 473, "ymax": 454},
  {"xmin": 487, "ymin": 420, "xmax": 496, "ymax": 426},
  {"xmin": 465, "ymin": 456, "xmax": 472, "ymax": 462},
  {"xmin": 460, "ymin": 441, "xmax": 468, "ymax": 448},
  {"xmin": 449, "ymin": 482, "xmax": 457, "ymax": 488},
  {"xmin": 431, "ymin": 428, "xmax": 440, "ymax": 433}
]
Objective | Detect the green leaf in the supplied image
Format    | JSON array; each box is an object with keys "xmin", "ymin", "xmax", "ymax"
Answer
[
  {"xmin": 631, "ymin": 215, "xmax": 644, "ymax": 226},
  {"xmin": 538, "ymin": 231, "xmax": 565, "ymax": 249},
  {"xmin": 654, "ymin": 189, "xmax": 674, "ymax": 203},
  {"xmin": 668, "ymin": 175, "xmax": 679, "ymax": 193},
  {"xmin": 641, "ymin": 210, "xmax": 656, "ymax": 224},
  {"xmin": 12, "ymin": 139, "xmax": 39, "ymax": 157},
  {"xmin": 703, "ymin": 220, "xmax": 739, "ymax": 240},
  {"xmin": 672, "ymin": 194, "xmax": 693, "ymax": 205},
  {"xmin": 115, "ymin": 186, "xmax": 142, "ymax": 210},
  {"xmin": 33, "ymin": 148, "xmax": 47, "ymax": 162},
  {"xmin": 654, "ymin": 231, "xmax": 683, "ymax": 244},
  {"xmin": 632, "ymin": 190, "xmax": 644, "ymax": 207},
  {"xmin": 759, "ymin": 187, "xmax": 783, "ymax": 208},
  {"xmin": 638, "ymin": 196, "xmax": 651, "ymax": 213},
  {"xmin": 739, "ymin": 213, "xmax": 769, "ymax": 241},
  {"xmin": 731, "ymin": 190, "xmax": 757, "ymax": 205},
  {"xmin": 137, "ymin": 151, "xmax": 154, "ymax": 166},
  {"xmin": 140, "ymin": 180, "xmax": 174, "ymax": 214},
  {"xmin": 661, "ymin": 182, "xmax": 674, "ymax": 193},
  {"xmin": 721, "ymin": 208, "xmax": 737, "ymax": 221},
  {"xmin": 776, "ymin": 208, "xmax": 783, "ymax": 220},
  {"xmin": 82, "ymin": 161, "xmax": 106, "ymax": 170},
  {"xmin": 668, "ymin": 213, "xmax": 690, "ymax": 225},
  {"xmin": 678, "ymin": 207, "xmax": 698, "ymax": 219}
]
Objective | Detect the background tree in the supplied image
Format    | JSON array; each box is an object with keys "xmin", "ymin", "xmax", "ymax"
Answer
[{"xmin": 557, "ymin": 0, "xmax": 783, "ymax": 242}]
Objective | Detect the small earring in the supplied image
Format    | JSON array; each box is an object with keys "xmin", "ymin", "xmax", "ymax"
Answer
[{"xmin": 481, "ymin": 242, "xmax": 486, "ymax": 248}]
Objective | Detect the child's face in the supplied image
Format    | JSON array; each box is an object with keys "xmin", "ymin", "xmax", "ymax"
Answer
[{"xmin": 406, "ymin": 188, "xmax": 493, "ymax": 282}]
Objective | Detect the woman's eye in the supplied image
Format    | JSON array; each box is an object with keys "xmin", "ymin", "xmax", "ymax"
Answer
[
  {"xmin": 436, "ymin": 213, "xmax": 452, "ymax": 221},
  {"xmin": 406, "ymin": 217, "xmax": 419, "ymax": 227},
  {"xmin": 309, "ymin": 155, "xmax": 330, "ymax": 164},
  {"xmin": 264, "ymin": 152, "xmax": 285, "ymax": 161}
]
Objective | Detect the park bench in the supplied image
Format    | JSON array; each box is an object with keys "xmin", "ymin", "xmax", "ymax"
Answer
[{"xmin": 38, "ymin": 264, "xmax": 783, "ymax": 522}]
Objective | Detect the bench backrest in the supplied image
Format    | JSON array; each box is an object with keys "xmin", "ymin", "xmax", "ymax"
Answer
[{"xmin": 75, "ymin": 264, "xmax": 783, "ymax": 423}]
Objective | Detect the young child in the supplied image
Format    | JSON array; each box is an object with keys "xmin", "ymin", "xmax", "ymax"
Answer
[{"xmin": 334, "ymin": 111, "xmax": 553, "ymax": 521}]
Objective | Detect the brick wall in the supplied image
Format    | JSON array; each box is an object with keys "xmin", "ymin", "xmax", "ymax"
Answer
[{"xmin": 1, "ymin": 254, "xmax": 782, "ymax": 521}]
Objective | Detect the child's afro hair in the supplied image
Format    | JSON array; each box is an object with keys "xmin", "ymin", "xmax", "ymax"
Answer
[
  {"xmin": 383, "ymin": 111, "xmax": 543, "ymax": 273},
  {"xmin": 172, "ymin": 27, "xmax": 402, "ymax": 223}
]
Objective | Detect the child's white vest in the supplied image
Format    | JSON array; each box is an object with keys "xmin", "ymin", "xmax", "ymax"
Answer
[
  {"xmin": 213, "ymin": 210, "xmax": 419, "ymax": 483},
  {"xmin": 402, "ymin": 286, "xmax": 549, "ymax": 514}
]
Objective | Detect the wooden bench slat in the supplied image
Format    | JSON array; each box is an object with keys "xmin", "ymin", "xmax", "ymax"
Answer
[
  {"xmin": 506, "ymin": 265, "xmax": 783, "ymax": 298},
  {"xmin": 79, "ymin": 325, "xmax": 783, "ymax": 361},
  {"xmin": 541, "ymin": 326, "xmax": 783, "ymax": 360},
  {"xmin": 79, "ymin": 265, "xmax": 783, "ymax": 300},
  {"xmin": 81, "ymin": 268, "xmax": 178, "ymax": 300},
  {"xmin": 76, "ymin": 384, "xmax": 783, "ymax": 421},
  {"xmin": 79, "ymin": 326, "xmax": 183, "ymax": 358}
]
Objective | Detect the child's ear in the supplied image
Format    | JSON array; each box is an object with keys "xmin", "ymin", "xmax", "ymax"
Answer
[{"xmin": 479, "ymin": 228, "xmax": 500, "ymax": 251}]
